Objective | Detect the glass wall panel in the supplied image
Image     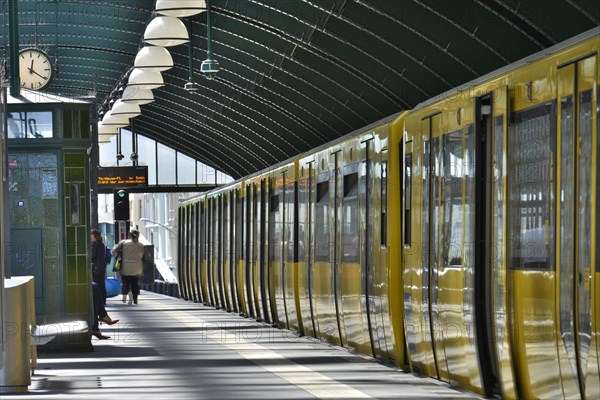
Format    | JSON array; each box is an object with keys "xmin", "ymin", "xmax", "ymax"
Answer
[
  {"xmin": 137, "ymin": 134, "xmax": 157, "ymax": 185},
  {"xmin": 177, "ymin": 152, "xmax": 196, "ymax": 185},
  {"xmin": 8, "ymin": 111, "xmax": 53, "ymax": 138},
  {"xmin": 157, "ymin": 143, "xmax": 176, "ymax": 184}
]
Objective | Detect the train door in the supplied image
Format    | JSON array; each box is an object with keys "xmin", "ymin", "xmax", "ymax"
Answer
[
  {"xmin": 556, "ymin": 54, "xmax": 599, "ymax": 399},
  {"xmin": 185, "ymin": 205, "xmax": 194, "ymax": 302},
  {"xmin": 312, "ymin": 154, "xmax": 341, "ymax": 345},
  {"xmin": 419, "ymin": 113, "xmax": 443, "ymax": 380},
  {"xmin": 261, "ymin": 178, "xmax": 275, "ymax": 323},
  {"xmin": 212, "ymin": 196, "xmax": 225, "ymax": 308},
  {"xmin": 270, "ymin": 175, "xmax": 286, "ymax": 328},
  {"xmin": 370, "ymin": 145, "xmax": 395, "ymax": 363},
  {"xmin": 333, "ymin": 150, "xmax": 345, "ymax": 346},
  {"xmin": 338, "ymin": 142, "xmax": 372, "ymax": 355},
  {"xmin": 207, "ymin": 198, "xmax": 215, "ymax": 306},
  {"xmin": 253, "ymin": 182, "xmax": 264, "ymax": 321},
  {"xmin": 188, "ymin": 203, "xmax": 200, "ymax": 303},
  {"xmin": 194, "ymin": 203, "xmax": 202, "ymax": 303},
  {"xmin": 230, "ymin": 191, "xmax": 239, "ymax": 314},
  {"xmin": 235, "ymin": 188, "xmax": 246, "ymax": 315},
  {"xmin": 245, "ymin": 183, "xmax": 256, "ymax": 319},
  {"xmin": 178, "ymin": 207, "xmax": 188, "ymax": 301},
  {"xmin": 284, "ymin": 172, "xmax": 301, "ymax": 333},
  {"xmin": 298, "ymin": 162, "xmax": 316, "ymax": 337},
  {"xmin": 223, "ymin": 194, "xmax": 233, "ymax": 311},
  {"xmin": 200, "ymin": 202, "xmax": 209, "ymax": 304}
]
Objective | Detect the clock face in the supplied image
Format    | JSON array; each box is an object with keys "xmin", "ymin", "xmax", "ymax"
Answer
[{"xmin": 19, "ymin": 49, "xmax": 53, "ymax": 91}]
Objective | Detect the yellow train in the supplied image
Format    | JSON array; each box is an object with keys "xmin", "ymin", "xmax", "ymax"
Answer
[{"xmin": 179, "ymin": 27, "xmax": 599, "ymax": 399}]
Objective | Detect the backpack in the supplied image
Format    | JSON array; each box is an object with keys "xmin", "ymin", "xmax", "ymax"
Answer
[{"xmin": 105, "ymin": 246, "xmax": 112, "ymax": 265}]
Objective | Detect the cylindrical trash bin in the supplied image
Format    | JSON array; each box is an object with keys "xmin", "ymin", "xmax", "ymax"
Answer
[{"xmin": 0, "ymin": 276, "xmax": 34, "ymax": 394}]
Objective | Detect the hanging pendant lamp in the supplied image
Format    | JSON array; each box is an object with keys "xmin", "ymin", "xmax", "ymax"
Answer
[
  {"xmin": 102, "ymin": 111, "xmax": 129, "ymax": 128},
  {"xmin": 98, "ymin": 121, "xmax": 119, "ymax": 135},
  {"xmin": 121, "ymin": 87, "xmax": 155, "ymax": 105},
  {"xmin": 111, "ymin": 100, "xmax": 142, "ymax": 118},
  {"xmin": 134, "ymin": 45, "xmax": 174, "ymax": 72},
  {"xmin": 156, "ymin": 0, "xmax": 207, "ymax": 17},
  {"xmin": 144, "ymin": 16, "xmax": 189, "ymax": 47},
  {"xmin": 128, "ymin": 69, "xmax": 165, "ymax": 90},
  {"xmin": 98, "ymin": 135, "xmax": 114, "ymax": 144}
]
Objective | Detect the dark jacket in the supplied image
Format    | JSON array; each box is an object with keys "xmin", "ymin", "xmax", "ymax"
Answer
[{"xmin": 91, "ymin": 241, "xmax": 107, "ymax": 271}]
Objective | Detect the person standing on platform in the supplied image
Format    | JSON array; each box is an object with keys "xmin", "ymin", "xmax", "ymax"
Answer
[
  {"xmin": 91, "ymin": 281, "xmax": 119, "ymax": 340},
  {"xmin": 113, "ymin": 230, "xmax": 145, "ymax": 305},
  {"xmin": 90, "ymin": 229, "xmax": 107, "ymax": 304}
]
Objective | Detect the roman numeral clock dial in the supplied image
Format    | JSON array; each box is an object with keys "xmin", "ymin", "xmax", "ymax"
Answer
[{"xmin": 19, "ymin": 49, "xmax": 53, "ymax": 91}]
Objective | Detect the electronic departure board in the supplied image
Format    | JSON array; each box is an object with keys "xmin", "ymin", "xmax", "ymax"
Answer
[{"xmin": 98, "ymin": 166, "xmax": 148, "ymax": 188}]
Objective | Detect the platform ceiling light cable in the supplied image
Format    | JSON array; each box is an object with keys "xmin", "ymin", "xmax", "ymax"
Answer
[
  {"xmin": 156, "ymin": 0, "xmax": 207, "ymax": 18},
  {"xmin": 184, "ymin": 20, "xmax": 200, "ymax": 92},
  {"xmin": 121, "ymin": 87, "xmax": 155, "ymax": 105},
  {"xmin": 134, "ymin": 45, "xmax": 174, "ymax": 72},
  {"xmin": 200, "ymin": 0, "xmax": 220, "ymax": 79},
  {"xmin": 143, "ymin": 15, "xmax": 189, "ymax": 47},
  {"xmin": 128, "ymin": 69, "xmax": 165, "ymax": 90}
]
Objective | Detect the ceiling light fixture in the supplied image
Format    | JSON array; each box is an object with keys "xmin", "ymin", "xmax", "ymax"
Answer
[
  {"xmin": 156, "ymin": 0, "xmax": 207, "ymax": 18},
  {"xmin": 144, "ymin": 16, "xmax": 189, "ymax": 47},
  {"xmin": 128, "ymin": 69, "xmax": 165, "ymax": 90},
  {"xmin": 134, "ymin": 45, "xmax": 174, "ymax": 72}
]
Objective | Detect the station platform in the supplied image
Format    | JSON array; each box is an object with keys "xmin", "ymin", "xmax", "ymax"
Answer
[{"xmin": 9, "ymin": 292, "xmax": 476, "ymax": 400}]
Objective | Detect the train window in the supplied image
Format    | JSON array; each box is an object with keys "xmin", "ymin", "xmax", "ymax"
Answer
[
  {"xmin": 404, "ymin": 153, "xmax": 412, "ymax": 247},
  {"xmin": 342, "ymin": 171, "xmax": 359, "ymax": 263},
  {"xmin": 315, "ymin": 179, "xmax": 330, "ymax": 262},
  {"xmin": 442, "ymin": 131, "xmax": 463, "ymax": 266},
  {"xmin": 297, "ymin": 180, "xmax": 306, "ymax": 263},
  {"xmin": 270, "ymin": 194, "xmax": 279, "ymax": 212},
  {"xmin": 236, "ymin": 194, "xmax": 243, "ymax": 261},
  {"xmin": 508, "ymin": 102, "xmax": 555, "ymax": 270},
  {"xmin": 270, "ymin": 192, "xmax": 281, "ymax": 262},
  {"xmin": 381, "ymin": 161, "xmax": 387, "ymax": 246}
]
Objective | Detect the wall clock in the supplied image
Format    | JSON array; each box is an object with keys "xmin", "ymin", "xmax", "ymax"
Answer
[{"xmin": 19, "ymin": 48, "xmax": 53, "ymax": 91}]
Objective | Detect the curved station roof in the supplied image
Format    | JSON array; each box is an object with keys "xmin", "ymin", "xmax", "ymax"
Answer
[{"xmin": 2, "ymin": 0, "xmax": 598, "ymax": 178}]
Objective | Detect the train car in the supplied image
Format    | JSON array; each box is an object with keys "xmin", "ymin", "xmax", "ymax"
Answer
[
  {"xmin": 297, "ymin": 112, "xmax": 406, "ymax": 362},
  {"xmin": 177, "ymin": 27, "xmax": 599, "ymax": 400},
  {"xmin": 267, "ymin": 160, "xmax": 300, "ymax": 331},
  {"xmin": 244, "ymin": 168, "xmax": 274, "ymax": 324},
  {"xmin": 402, "ymin": 28, "xmax": 599, "ymax": 398}
]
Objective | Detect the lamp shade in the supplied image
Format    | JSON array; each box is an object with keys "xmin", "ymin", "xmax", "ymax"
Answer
[
  {"xmin": 156, "ymin": 0, "xmax": 207, "ymax": 17},
  {"xmin": 134, "ymin": 46, "xmax": 173, "ymax": 72},
  {"xmin": 98, "ymin": 122, "xmax": 119, "ymax": 135},
  {"xmin": 111, "ymin": 100, "xmax": 142, "ymax": 118},
  {"xmin": 102, "ymin": 111, "xmax": 129, "ymax": 127},
  {"xmin": 98, "ymin": 135, "xmax": 114, "ymax": 144},
  {"xmin": 143, "ymin": 16, "xmax": 189, "ymax": 47},
  {"xmin": 128, "ymin": 69, "xmax": 164, "ymax": 90},
  {"xmin": 121, "ymin": 87, "xmax": 155, "ymax": 105}
]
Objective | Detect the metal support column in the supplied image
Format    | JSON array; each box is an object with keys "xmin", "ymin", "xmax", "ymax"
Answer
[
  {"xmin": 8, "ymin": 0, "xmax": 20, "ymax": 97},
  {"xmin": 89, "ymin": 104, "xmax": 99, "ymax": 229}
]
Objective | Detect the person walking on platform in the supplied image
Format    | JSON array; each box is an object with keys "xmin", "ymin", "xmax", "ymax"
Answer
[
  {"xmin": 113, "ymin": 230, "xmax": 145, "ymax": 305},
  {"xmin": 91, "ymin": 281, "xmax": 119, "ymax": 339},
  {"xmin": 90, "ymin": 229, "xmax": 108, "ymax": 304}
]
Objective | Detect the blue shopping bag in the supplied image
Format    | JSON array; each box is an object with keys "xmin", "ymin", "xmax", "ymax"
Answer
[{"xmin": 105, "ymin": 277, "xmax": 121, "ymax": 298}]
